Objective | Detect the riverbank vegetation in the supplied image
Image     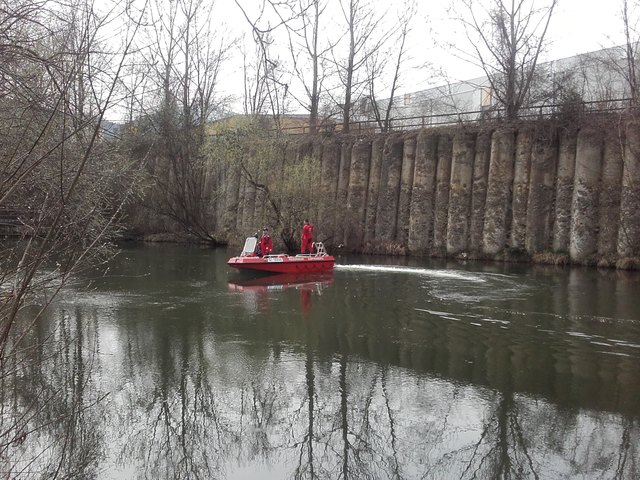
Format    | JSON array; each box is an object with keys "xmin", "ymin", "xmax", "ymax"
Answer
[{"xmin": 0, "ymin": 0, "xmax": 145, "ymax": 473}]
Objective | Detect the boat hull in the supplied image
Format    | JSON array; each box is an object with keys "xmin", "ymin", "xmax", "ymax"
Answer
[{"xmin": 227, "ymin": 255, "xmax": 335, "ymax": 274}]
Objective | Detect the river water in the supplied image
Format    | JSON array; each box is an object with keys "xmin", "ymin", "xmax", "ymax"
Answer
[{"xmin": 7, "ymin": 245, "xmax": 640, "ymax": 479}]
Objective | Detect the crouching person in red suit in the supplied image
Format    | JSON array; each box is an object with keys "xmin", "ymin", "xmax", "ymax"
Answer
[{"xmin": 259, "ymin": 227, "xmax": 273, "ymax": 257}]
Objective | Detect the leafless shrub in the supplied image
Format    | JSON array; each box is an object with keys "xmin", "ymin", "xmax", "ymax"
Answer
[
  {"xmin": 0, "ymin": 0, "xmax": 147, "ymax": 475},
  {"xmin": 616, "ymin": 256, "xmax": 640, "ymax": 270},
  {"xmin": 532, "ymin": 252, "xmax": 570, "ymax": 266}
]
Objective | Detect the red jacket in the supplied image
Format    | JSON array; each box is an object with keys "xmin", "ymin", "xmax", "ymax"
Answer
[
  {"xmin": 259, "ymin": 234, "xmax": 272, "ymax": 255},
  {"xmin": 301, "ymin": 223, "xmax": 313, "ymax": 240}
]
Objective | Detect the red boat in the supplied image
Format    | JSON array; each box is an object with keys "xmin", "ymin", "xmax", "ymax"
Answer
[{"xmin": 228, "ymin": 237, "xmax": 335, "ymax": 274}]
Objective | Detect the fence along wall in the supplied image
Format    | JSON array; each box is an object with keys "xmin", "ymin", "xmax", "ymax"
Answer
[{"xmin": 226, "ymin": 118, "xmax": 640, "ymax": 267}]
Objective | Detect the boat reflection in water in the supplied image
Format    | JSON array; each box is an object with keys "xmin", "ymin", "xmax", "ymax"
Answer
[{"xmin": 228, "ymin": 272, "xmax": 334, "ymax": 315}]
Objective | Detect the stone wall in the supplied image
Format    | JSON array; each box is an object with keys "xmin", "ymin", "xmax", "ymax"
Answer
[{"xmin": 223, "ymin": 118, "xmax": 640, "ymax": 268}]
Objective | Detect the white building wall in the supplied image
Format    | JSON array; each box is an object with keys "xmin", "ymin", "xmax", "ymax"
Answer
[{"xmin": 364, "ymin": 45, "xmax": 636, "ymax": 128}]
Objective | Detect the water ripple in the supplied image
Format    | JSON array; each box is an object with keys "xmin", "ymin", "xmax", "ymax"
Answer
[{"xmin": 335, "ymin": 264, "xmax": 486, "ymax": 282}]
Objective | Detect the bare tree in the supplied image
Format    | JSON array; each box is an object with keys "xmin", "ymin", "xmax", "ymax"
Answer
[
  {"xmin": 235, "ymin": 0, "xmax": 337, "ymax": 133},
  {"xmin": 235, "ymin": 0, "xmax": 293, "ymax": 126},
  {"xmin": 130, "ymin": 0, "xmax": 231, "ymax": 243},
  {"xmin": 0, "ymin": 0, "xmax": 147, "ymax": 474},
  {"xmin": 456, "ymin": 0, "xmax": 557, "ymax": 120},
  {"xmin": 620, "ymin": 0, "xmax": 640, "ymax": 104},
  {"xmin": 557, "ymin": 1, "xmax": 640, "ymax": 111},
  {"xmin": 365, "ymin": 1, "xmax": 416, "ymax": 132},
  {"xmin": 332, "ymin": 0, "xmax": 392, "ymax": 132},
  {"xmin": 279, "ymin": 0, "xmax": 334, "ymax": 133},
  {"xmin": 240, "ymin": 37, "xmax": 271, "ymax": 116},
  {"xmin": 0, "ymin": 0, "xmax": 146, "ymax": 354}
]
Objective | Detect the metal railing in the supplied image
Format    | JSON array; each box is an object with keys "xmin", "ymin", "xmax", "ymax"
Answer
[{"xmin": 274, "ymin": 98, "xmax": 635, "ymax": 135}]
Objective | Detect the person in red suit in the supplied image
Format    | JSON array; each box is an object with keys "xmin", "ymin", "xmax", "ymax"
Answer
[
  {"xmin": 259, "ymin": 227, "xmax": 272, "ymax": 257},
  {"xmin": 301, "ymin": 219, "xmax": 314, "ymax": 254}
]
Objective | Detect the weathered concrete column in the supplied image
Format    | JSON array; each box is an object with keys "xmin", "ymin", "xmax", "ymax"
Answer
[
  {"xmin": 281, "ymin": 141, "xmax": 299, "ymax": 229},
  {"xmin": 447, "ymin": 132, "xmax": 476, "ymax": 255},
  {"xmin": 570, "ymin": 127, "xmax": 603, "ymax": 263},
  {"xmin": 319, "ymin": 138, "xmax": 341, "ymax": 244},
  {"xmin": 432, "ymin": 135, "xmax": 452, "ymax": 255},
  {"xmin": 483, "ymin": 129, "xmax": 516, "ymax": 256},
  {"xmin": 212, "ymin": 166, "xmax": 224, "ymax": 232},
  {"xmin": 238, "ymin": 174, "xmax": 250, "ymax": 232},
  {"xmin": 364, "ymin": 137, "xmax": 385, "ymax": 244},
  {"xmin": 525, "ymin": 129, "xmax": 558, "ymax": 254},
  {"xmin": 295, "ymin": 139, "xmax": 316, "ymax": 225},
  {"xmin": 252, "ymin": 155, "xmax": 266, "ymax": 229},
  {"xmin": 256, "ymin": 141, "xmax": 286, "ymax": 231},
  {"xmin": 244, "ymin": 146, "xmax": 261, "ymax": 232},
  {"xmin": 243, "ymin": 141, "xmax": 264, "ymax": 233},
  {"xmin": 253, "ymin": 139, "xmax": 281, "ymax": 230},
  {"xmin": 509, "ymin": 129, "xmax": 532, "ymax": 250},
  {"xmin": 396, "ymin": 135, "xmax": 416, "ymax": 247},
  {"xmin": 469, "ymin": 132, "xmax": 492, "ymax": 253},
  {"xmin": 552, "ymin": 129, "xmax": 578, "ymax": 253},
  {"xmin": 597, "ymin": 129, "xmax": 623, "ymax": 260},
  {"xmin": 337, "ymin": 139, "xmax": 353, "ymax": 206},
  {"xmin": 335, "ymin": 139, "xmax": 354, "ymax": 243},
  {"xmin": 223, "ymin": 164, "xmax": 241, "ymax": 234},
  {"xmin": 311, "ymin": 139, "xmax": 324, "ymax": 224},
  {"xmin": 617, "ymin": 119, "xmax": 640, "ymax": 258},
  {"xmin": 344, "ymin": 138, "xmax": 371, "ymax": 250},
  {"xmin": 299, "ymin": 139, "xmax": 314, "ymax": 162},
  {"xmin": 408, "ymin": 131, "xmax": 438, "ymax": 254},
  {"xmin": 375, "ymin": 134, "xmax": 404, "ymax": 243}
]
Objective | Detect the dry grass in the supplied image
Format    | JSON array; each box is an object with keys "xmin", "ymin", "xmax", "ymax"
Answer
[
  {"xmin": 597, "ymin": 258, "xmax": 616, "ymax": 269},
  {"xmin": 362, "ymin": 241, "xmax": 407, "ymax": 256},
  {"xmin": 532, "ymin": 252, "xmax": 570, "ymax": 266},
  {"xmin": 616, "ymin": 257, "xmax": 640, "ymax": 270}
]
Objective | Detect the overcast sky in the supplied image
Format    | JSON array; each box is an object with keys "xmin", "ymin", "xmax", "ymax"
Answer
[
  {"xmin": 548, "ymin": 0, "xmax": 625, "ymax": 58},
  {"xmin": 209, "ymin": 0, "xmax": 629, "ymax": 114},
  {"xmin": 98, "ymin": 0, "xmax": 629, "ymax": 119}
]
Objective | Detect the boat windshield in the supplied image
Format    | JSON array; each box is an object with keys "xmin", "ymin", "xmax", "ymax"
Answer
[{"xmin": 241, "ymin": 237, "xmax": 258, "ymax": 255}]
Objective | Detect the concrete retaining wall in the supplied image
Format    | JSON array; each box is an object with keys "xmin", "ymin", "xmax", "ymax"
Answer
[{"xmin": 219, "ymin": 118, "xmax": 640, "ymax": 267}]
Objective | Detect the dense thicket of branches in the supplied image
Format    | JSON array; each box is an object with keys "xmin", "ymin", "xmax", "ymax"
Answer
[
  {"xmin": 0, "ymin": 0, "xmax": 144, "ymax": 474},
  {"xmin": 456, "ymin": 0, "xmax": 557, "ymax": 120},
  {"xmin": 208, "ymin": 117, "xmax": 325, "ymax": 250},
  {"xmin": 120, "ymin": 0, "xmax": 230, "ymax": 243},
  {"xmin": 233, "ymin": 0, "xmax": 414, "ymax": 132}
]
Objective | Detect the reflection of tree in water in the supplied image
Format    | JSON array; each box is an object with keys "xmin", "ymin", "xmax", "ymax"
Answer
[
  {"xmin": 283, "ymin": 350, "xmax": 640, "ymax": 480},
  {"xmin": 288, "ymin": 352, "xmax": 436, "ymax": 480},
  {"xmin": 293, "ymin": 349, "xmax": 318, "ymax": 479},
  {"xmin": 456, "ymin": 390, "xmax": 534, "ymax": 479},
  {"xmin": 7, "ymin": 293, "xmax": 640, "ymax": 479},
  {"xmin": 111, "ymin": 333, "xmax": 640, "ymax": 480},
  {"xmin": 238, "ymin": 378, "xmax": 283, "ymax": 462},
  {"xmin": 0, "ymin": 307, "xmax": 103, "ymax": 478},
  {"xmin": 117, "ymin": 320, "xmax": 236, "ymax": 479},
  {"xmin": 115, "ymin": 309, "xmax": 303, "ymax": 479},
  {"xmin": 448, "ymin": 389, "xmax": 640, "ymax": 480}
]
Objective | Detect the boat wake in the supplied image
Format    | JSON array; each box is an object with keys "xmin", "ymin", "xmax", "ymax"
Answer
[{"xmin": 334, "ymin": 264, "xmax": 486, "ymax": 282}]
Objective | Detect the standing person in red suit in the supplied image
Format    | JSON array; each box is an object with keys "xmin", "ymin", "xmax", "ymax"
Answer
[
  {"xmin": 301, "ymin": 219, "xmax": 314, "ymax": 254},
  {"xmin": 259, "ymin": 227, "xmax": 272, "ymax": 257}
]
